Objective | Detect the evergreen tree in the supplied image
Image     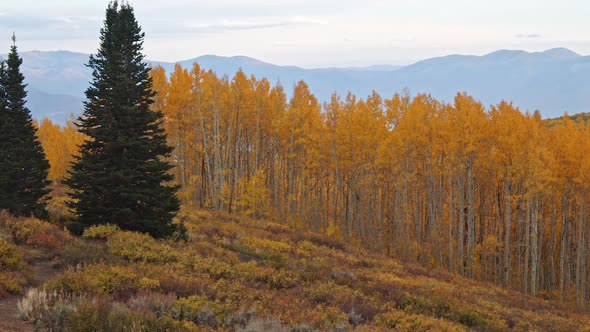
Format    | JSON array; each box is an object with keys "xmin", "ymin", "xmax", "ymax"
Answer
[
  {"xmin": 0, "ymin": 35, "xmax": 50, "ymax": 218},
  {"xmin": 66, "ymin": 1, "xmax": 180, "ymax": 238}
]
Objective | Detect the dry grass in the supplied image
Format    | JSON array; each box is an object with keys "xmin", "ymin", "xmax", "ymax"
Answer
[{"xmin": 2, "ymin": 208, "xmax": 590, "ymax": 331}]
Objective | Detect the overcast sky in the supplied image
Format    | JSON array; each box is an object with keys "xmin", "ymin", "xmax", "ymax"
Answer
[{"xmin": 1, "ymin": 0, "xmax": 589, "ymax": 67}]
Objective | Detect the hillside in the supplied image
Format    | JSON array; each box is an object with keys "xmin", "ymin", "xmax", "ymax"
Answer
[
  {"xmin": 546, "ymin": 112, "xmax": 590, "ymax": 127},
  {"xmin": 6, "ymin": 48, "xmax": 590, "ymax": 123},
  {"xmin": 1, "ymin": 209, "xmax": 589, "ymax": 331}
]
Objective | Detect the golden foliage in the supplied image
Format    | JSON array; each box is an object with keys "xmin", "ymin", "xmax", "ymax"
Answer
[
  {"xmin": 151, "ymin": 65, "xmax": 590, "ymax": 307},
  {"xmin": 5, "ymin": 216, "xmax": 75, "ymax": 255},
  {"xmin": 21, "ymin": 210, "xmax": 587, "ymax": 330},
  {"xmin": 36, "ymin": 118, "xmax": 84, "ymax": 181},
  {"xmin": 0, "ymin": 237, "xmax": 24, "ymax": 271}
]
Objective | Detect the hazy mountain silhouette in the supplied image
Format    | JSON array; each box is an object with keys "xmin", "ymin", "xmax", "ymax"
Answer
[{"xmin": 4, "ymin": 48, "xmax": 589, "ymax": 123}]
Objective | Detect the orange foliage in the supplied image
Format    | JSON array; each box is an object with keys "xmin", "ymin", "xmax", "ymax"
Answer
[
  {"xmin": 150, "ymin": 64, "xmax": 590, "ymax": 308},
  {"xmin": 36, "ymin": 118, "xmax": 84, "ymax": 181}
]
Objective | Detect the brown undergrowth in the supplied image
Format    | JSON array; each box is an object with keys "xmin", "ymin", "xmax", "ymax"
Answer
[{"xmin": 1, "ymin": 209, "xmax": 589, "ymax": 331}]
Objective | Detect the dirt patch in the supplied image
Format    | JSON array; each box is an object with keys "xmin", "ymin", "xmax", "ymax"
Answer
[{"xmin": 0, "ymin": 260, "xmax": 61, "ymax": 331}]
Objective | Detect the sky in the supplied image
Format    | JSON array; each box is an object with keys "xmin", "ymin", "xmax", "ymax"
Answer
[{"xmin": 1, "ymin": 0, "xmax": 589, "ymax": 67}]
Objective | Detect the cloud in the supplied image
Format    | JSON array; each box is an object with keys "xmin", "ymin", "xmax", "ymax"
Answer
[
  {"xmin": 0, "ymin": 14, "xmax": 101, "ymax": 41},
  {"xmin": 515, "ymin": 33, "xmax": 542, "ymax": 39},
  {"xmin": 185, "ymin": 16, "xmax": 327, "ymax": 33},
  {"xmin": 0, "ymin": 15, "xmax": 96, "ymax": 32}
]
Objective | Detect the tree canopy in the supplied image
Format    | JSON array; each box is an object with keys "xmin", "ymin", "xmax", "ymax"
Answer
[
  {"xmin": 66, "ymin": 1, "xmax": 180, "ymax": 238},
  {"xmin": 0, "ymin": 35, "xmax": 50, "ymax": 218}
]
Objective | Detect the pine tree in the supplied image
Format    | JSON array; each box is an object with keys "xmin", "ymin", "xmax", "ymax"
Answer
[
  {"xmin": 0, "ymin": 35, "xmax": 50, "ymax": 218},
  {"xmin": 66, "ymin": 1, "xmax": 180, "ymax": 238}
]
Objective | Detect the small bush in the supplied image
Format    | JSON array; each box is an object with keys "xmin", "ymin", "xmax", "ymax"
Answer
[
  {"xmin": 59, "ymin": 241, "xmax": 110, "ymax": 266},
  {"xmin": 374, "ymin": 310, "xmax": 467, "ymax": 331},
  {"xmin": 293, "ymin": 232, "xmax": 346, "ymax": 251},
  {"xmin": 236, "ymin": 317, "xmax": 287, "ymax": 332},
  {"xmin": 240, "ymin": 236, "xmax": 293, "ymax": 255},
  {"xmin": 63, "ymin": 298, "xmax": 111, "ymax": 331},
  {"xmin": 18, "ymin": 288, "xmax": 199, "ymax": 332},
  {"xmin": 17, "ymin": 288, "xmax": 78, "ymax": 331},
  {"xmin": 47, "ymin": 264, "xmax": 161, "ymax": 296},
  {"xmin": 223, "ymin": 242, "xmax": 286, "ymax": 269},
  {"xmin": 454, "ymin": 310, "xmax": 486, "ymax": 328},
  {"xmin": 0, "ymin": 238, "xmax": 29, "ymax": 297},
  {"xmin": 170, "ymin": 295, "xmax": 221, "ymax": 328},
  {"xmin": 107, "ymin": 231, "xmax": 178, "ymax": 263},
  {"xmin": 330, "ymin": 270, "xmax": 358, "ymax": 285},
  {"xmin": 82, "ymin": 224, "xmax": 121, "ymax": 240},
  {"xmin": 228, "ymin": 309, "xmax": 257, "ymax": 329},
  {"xmin": 238, "ymin": 261, "xmax": 299, "ymax": 289},
  {"xmin": 6, "ymin": 217, "xmax": 74, "ymax": 255},
  {"xmin": 105, "ymin": 303, "xmax": 199, "ymax": 332},
  {"xmin": 398, "ymin": 294, "xmax": 492, "ymax": 329},
  {"xmin": 193, "ymin": 256, "xmax": 235, "ymax": 280},
  {"xmin": 0, "ymin": 271, "xmax": 29, "ymax": 296},
  {"xmin": 45, "ymin": 187, "xmax": 75, "ymax": 224},
  {"xmin": 297, "ymin": 257, "xmax": 332, "ymax": 282},
  {"xmin": 128, "ymin": 290, "xmax": 177, "ymax": 317},
  {"xmin": 400, "ymin": 294, "xmax": 451, "ymax": 318},
  {"xmin": 158, "ymin": 272, "xmax": 210, "ymax": 297},
  {"xmin": 340, "ymin": 299, "xmax": 379, "ymax": 326},
  {"xmin": 0, "ymin": 237, "xmax": 25, "ymax": 271}
]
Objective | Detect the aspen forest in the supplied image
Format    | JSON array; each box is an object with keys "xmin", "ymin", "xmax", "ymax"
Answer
[
  {"xmin": 5, "ymin": 1, "xmax": 590, "ymax": 330},
  {"xmin": 35, "ymin": 63, "xmax": 590, "ymax": 308}
]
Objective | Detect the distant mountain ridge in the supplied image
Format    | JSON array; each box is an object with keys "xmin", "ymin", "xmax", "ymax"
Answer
[{"xmin": 2, "ymin": 48, "xmax": 589, "ymax": 123}]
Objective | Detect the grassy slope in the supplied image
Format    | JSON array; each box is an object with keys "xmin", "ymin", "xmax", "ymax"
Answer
[
  {"xmin": 181, "ymin": 211, "xmax": 590, "ymax": 331},
  {"xmin": 2, "ymin": 210, "xmax": 590, "ymax": 331}
]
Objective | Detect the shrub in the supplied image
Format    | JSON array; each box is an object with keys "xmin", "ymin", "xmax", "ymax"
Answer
[
  {"xmin": 170, "ymin": 295, "xmax": 221, "ymax": 328},
  {"xmin": 17, "ymin": 288, "xmax": 78, "ymax": 331},
  {"xmin": 455, "ymin": 310, "xmax": 485, "ymax": 328},
  {"xmin": 347, "ymin": 307, "xmax": 364, "ymax": 326},
  {"xmin": 18, "ymin": 288, "xmax": 199, "ymax": 332},
  {"xmin": 84, "ymin": 264, "xmax": 146, "ymax": 294},
  {"xmin": 400, "ymin": 294, "xmax": 451, "ymax": 318},
  {"xmin": 293, "ymin": 232, "xmax": 346, "ymax": 251},
  {"xmin": 104, "ymin": 303, "xmax": 199, "ymax": 332},
  {"xmin": 330, "ymin": 270, "xmax": 358, "ymax": 286},
  {"xmin": 236, "ymin": 317, "xmax": 287, "ymax": 332},
  {"xmin": 7, "ymin": 217, "xmax": 46, "ymax": 244},
  {"xmin": 82, "ymin": 224, "xmax": 121, "ymax": 240},
  {"xmin": 297, "ymin": 257, "xmax": 332, "ymax": 282},
  {"xmin": 227, "ymin": 309, "xmax": 257, "ymax": 329},
  {"xmin": 6, "ymin": 217, "xmax": 74, "ymax": 255},
  {"xmin": 107, "ymin": 231, "xmax": 178, "ymax": 263},
  {"xmin": 0, "ymin": 238, "xmax": 29, "ymax": 297},
  {"xmin": 223, "ymin": 241, "xmax": 286, "ymax": 269},
  {"xmin": 240, "ymin": 236, "xmax": 293, "ymax": 255},
  {"xmin": 59, "ymin": 241, "xmax": 110, "ymax": 266},
  {"xmin": 45, "ymin": 188, "xmax": 74, "ymax": 224},
  {"xmin": 0, "ymin": 237, "xmax": 25, "ymax": 271},
  {"xmin": 0, "ymin": 271, "xmax": 29, "ymax": 296},
  {"xmin": 398, "ymin": 294, "xmax": 492, "ymax": 329},
  {"xmin": 374, "ymin": 310, "xmax": 467, "ymax": 331},
  {"xmin": 303, "ymin": 281, "xmax": 346, "ymax": 304},
  {"xmin": 193, "ymin": 256, "xmax": 235, "ymax": 280},
  {"xmin": 238, "ymin": 261, "xmax": 299, "ymax": 289},
  {"xmin": 63, "ymin": 298, "xmax": 111, "ymax": 331},
  {"xmin": 340, "ymin": 298, "xmax": 379, "ymax": 326},
  {"xmin": 47, "ymin": 264, "xmax": 161, "ymax": 296},
  {"xmin": 128, "ymin": 290, "xmax": 177, "ymax": 317},
  {"xmin": 158, "ymin": 271, "xmax": 211, "ymax": 297}
]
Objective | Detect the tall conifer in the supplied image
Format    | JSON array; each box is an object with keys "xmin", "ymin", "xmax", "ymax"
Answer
[
  {"xmin": 66, "ymin": 1, "xmax": 180, "ymax": 237},
  {"xmin": 0, "ymin": 35, "xmax": 50, "ymax": 217}
]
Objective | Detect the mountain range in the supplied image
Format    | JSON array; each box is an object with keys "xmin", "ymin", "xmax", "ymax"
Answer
[{"xmin": 2, "ymin": 48, "xmax": 589, "ymax": 123}]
